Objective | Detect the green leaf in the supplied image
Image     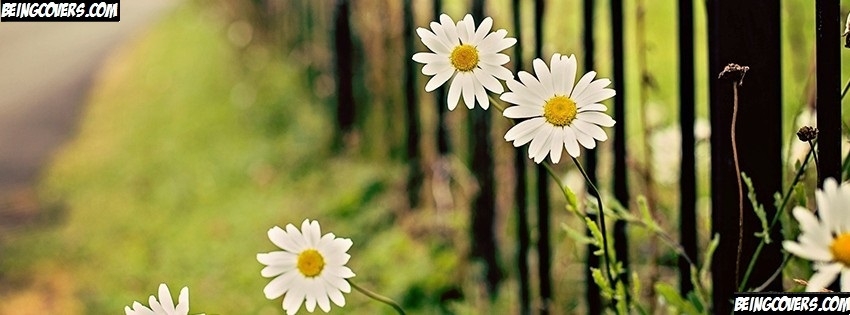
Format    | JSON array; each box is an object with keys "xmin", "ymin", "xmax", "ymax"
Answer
[
  {"xmin": 585, "ymin": 217, "xmax": 604, "ymax": 256},
  {"xmin": 564, "ymin": 185, "xmax": 578, "ymax": 213},
  {"xmin": 699, "ymin": 234, "xmax": 720, "ymax": 284},
  {"xmin": 655, "ymin": 283, "xmax": 701, "ymax": 314},
  {"xmin": 637, "ymin": 196, "xmax": 660, "ymax": 231},
  {"xmin": 561, "ymin": 223, "xmax": 595, "ymax": 245},
  {"xmin": 742, "ymin": 172, "xmax": 771, "ymax": 244}
]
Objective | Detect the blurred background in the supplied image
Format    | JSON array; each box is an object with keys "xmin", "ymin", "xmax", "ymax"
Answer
[{"xmin": 0, "ymin": 0, "xmax": 847, "ymax": 314}]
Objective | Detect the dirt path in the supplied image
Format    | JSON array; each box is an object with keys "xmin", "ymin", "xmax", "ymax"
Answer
[{"xmin": 0, "ymin": 1, "xmax": 176, "ymax": 235}]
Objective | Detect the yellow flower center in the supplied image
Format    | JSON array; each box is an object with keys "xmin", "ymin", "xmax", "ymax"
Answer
[
  {"xmin": 297, "ymin": 249, "xmax": 325, "ymax": 277},
  {"xmin": 543, "ymin": 96, "xmax": 578, "ymax": 127},
  {"xmin": 831, "ymin": 234, "xmax": 850, "ymax": 266},
  {"xmin": 450, "ymin": 44, "xmax": 479, "ymax": 72}
]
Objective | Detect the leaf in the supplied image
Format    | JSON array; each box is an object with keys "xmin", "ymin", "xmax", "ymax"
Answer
[
  {"xmin": 655, "ymin": 283, "xmax": 701, "ymax": 315},
  {"xmin": 564, "ymin": 185, "xmax": 579, "ymax": 213},
  {"xmin": 561, "ymin": 223, "xmax": 595, "ymax": 245},
  {"xmin": 699, "ymin": 234, "xmax": 720, "ymax": 285},
  {"xmin": 637, "ymin": 196, "xmax": 660, "ymax": 231},
  {"xmin": 742, "ymin": 172, "xmax": 771, "ymax": 244},
  {"xmin": 585, "ymin": 217, "xmax": 605, "ymax": 256}
]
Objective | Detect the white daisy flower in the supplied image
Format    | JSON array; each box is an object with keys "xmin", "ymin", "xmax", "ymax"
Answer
[
  {"xmin": 501, "ymin": 54, "xmax": 616, "ymax": 163},
  {"xmin": 412, "ymin": 14, "xmax": 516, "ymax": 110},
  {"xmin": 783, "ymin": 178, "xmax": 850, "ymax": 291},
  {"xmin": 124, "ymin": 283, "xmax": 190, "ymax": 315},
  {"xmin": 258, "ymin": 219, "xmax": 355, "ymax": 315}
]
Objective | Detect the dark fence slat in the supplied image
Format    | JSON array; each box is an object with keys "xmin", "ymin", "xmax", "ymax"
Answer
[
  {"xmin": 433, "ymin": 0, "xmax": 450, "ymax": 155},
  {"xmin": 468, "ymin": 0, "xmax": 502, "ymax": 298},
  {"xmin": 610, "ymin": 0, "xmax": 630, "ymax": 292},
  {"xmin": 403, "ymin": 0, "xmax": 422, "ymax": 209},
  {"xmin": 708, "ymin": 1, "xmax": 783, "ymax": 313},
  {"xmin": 533, "ymin": 0, "xmax": 552, "ymax": 313},
  {"xmin": 815, "ymin": 0, "xmax": 841, "ymax": 291},
  {"xmin": 333, "ymin": 0, "xmax": 355, "ymax": 148},
  {"xmin": 677, "ymin": 0, "xmax": 697, "ymax": 296},
  {"xmin": 583, "ymin": 0, "xmax": 602, "ymax": 313},
  {"xmin": 511, "ymin": 0, "xmax": 531, "ymax": 313},
  {"xmin": 816, "ymin": 1, "xmax": 841, "ymax": 185}
]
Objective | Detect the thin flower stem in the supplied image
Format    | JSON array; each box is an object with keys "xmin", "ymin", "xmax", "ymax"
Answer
[
  {"xmin": 810, "ymin": 140, "xmax": 820, "ymax": 178},
  {"xmin": 842, "ymin": 78, "xmax": 850, "ymax": 99},
  {"xmin": 349, "ymin": 280, "xmax": 406, "ymax": 315},
  {"xmin": 489, "ymin": 95, "xmax": 507, "ymax": 112},
  {"xmin": 738, "ymin": 143, "xmax": 814, "ymax": 291},
  {"xmin": 572, "ymin": 157, "xmax": 617, "ymax": 289},
  {"xmin": 731, "ymin": 82, "xmax": 744, "ymax": 286}
]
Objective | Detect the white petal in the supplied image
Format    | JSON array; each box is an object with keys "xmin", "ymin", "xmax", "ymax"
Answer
[
  {"xmin": 325, "ymin": 279, "xmax": 346, "ymax": 306},
  {"xmin": 447, "ymin": 74, "xmax": 463, "ymax": 110},
  {"xmin": 471, "ymin": 17, "xmax": 493, "ymax": 44},
  {"xmin": 264, "ymin": 270, "xmax": 299, "ymax": 299},
  {"xmin": 257, "ymin": 251, "xmax": 297, "ymax": 267},
  {"xmin": 505, "ymin": 117, "xmax": 545, "ymax": 142},
  {"xmin": 423, "ymin": 68, "xmax": 455, "ymax": 92},
  {"xmin": 574, "ymin": 128, "xmax": 596, "ymax": 149},
  {"xmin": 563, "ymin": 127, "xmax": 581, "ymax": 158},
  {"xmin": 157, "ymin": 284, "xmax": 175, "ymax": 313},
  {"xmin": 416, "ymin": 28, "xmax": 450, "ymax": 55},
  {"xmin": 461, "ymin": 73, "xmax": 476, "ymax": 109},
  {"xmin": 302, "ymin": 219, "xmax": 321, "ymax": 247},
  {"xmin": 792, "ymin": 207, "xmax": 832, "ymax": 246},
  {"xmin": 284, "ymin": 224, "xmax": 307, "ymax": 251},
  {"xmin": 474, "ymin": 68, "xmax": 503, "ymax": 93},
  {"xmin": 783, "ymin": 240, "xmax": 832, "ymax": 262},
  {"xmin": 412, "ymin": 52, "xmax": 443, "ymax": 64},
  {"xmin": 503, "ymin": 105, "xmax": 543, "ymax": 119},
  {"xmin": 480, "ymin": 63, "xmax": 513, "ymax": 80},
  {"xmin": 574, "ymin": 87, "xmax": 616, "ymax": 107},
  {"xmin": 570, "ymin": 71, "xmax": 597, "ymax": 98},
  {"xmin": 457, "ymin": 15, "xmax": 473, "ymax": 43},
  {"xmin": 562, "ymin": 55, "xmax": 578, "ymax": 95},
  {"xmin": 578, "ymin": 112, "xmax": 616, "ymax": 127},
  {"xmin": 474, "ymin": 76, "xmax": 489, "ymax": 110},
  {"xmin": 518, "ymin": 70, "xmax": 551, "ymax": 103},
  {"xmin": 533, "ymin": 58, "xmax": 554, "ymax": 97},
  {"xmin": 439, "ymin": 14, "xmax": 460, "ymax": 47},
  {"xmin": 572, "ymin": 119, "xmax": 609, "ymax": 141},
  {"xmin": 502, "ymin": 80, "xmax": 545, "ymax": 107},
  {"xmin": 268, "ymin": 226, "xmax": 297, "ymax": 253},
  {"xmin": 549, "ymin": 128, "xmax": 565, "ymax": 163},
  {"xmin": 283, "ymin": 287, "xmax": 307, "ymax": 315},
  {"xmin": 479, "ymin": 53, "xmax": 510, "ymax": 66},
  {"xmin": 806, "ymin": 263, "xmax": 843, "ymax": 292},
  {"xmin": 175, "ymin": 287, "xmax": 189, "ymax": 315},
  {"xmin": 550, "ymin": 53, "xmax": 567, "ymax": 95},
  {"xmin": 842, "ymin": 269, "xmax": 850, "ymax": 292},
  {"xmin": 304, "ymin": 280, "xmax": 318, "ymax": 312},
  {"xmin": 316, "ymin": 282, "xmax": 332, "ymax": 312},
  {"xmin": 578, "ymin": 103, "xmax": 608, "ymax": 112},
  {"xmin": 529, "ymin": 125, "xmax": 554, "ymax": 163},
  {"xmin": 478, "ymin": 29, "xmax": 514, "ymax": 53},
  {"xmin": 422, "ymin": 60, "xmax": 452, "ymax": 76}
]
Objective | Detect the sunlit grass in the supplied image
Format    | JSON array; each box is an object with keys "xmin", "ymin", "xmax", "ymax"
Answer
[{"xmin": 0, "ymin": 2, "xmax": 468, "ymax": 314}]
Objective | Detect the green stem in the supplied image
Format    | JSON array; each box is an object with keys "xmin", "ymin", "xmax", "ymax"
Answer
[
  {"xmin": 738, "ymin": 144, "xmax": 814, "ymax": 291},
  {"xmin": 572, "ymin": 157, "xmax": 617, "ymax": 291},
  {"xmin": 349, "ymin": 280, "xmax": 406, "ymax": 315}
]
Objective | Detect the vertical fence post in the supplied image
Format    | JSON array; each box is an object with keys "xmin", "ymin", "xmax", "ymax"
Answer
[
  {"xmin": 609, "ymin": 0, "xmax": 630, "ymax": 291},
  {"xmin": 707, "ymin": 1, "xmax": 783, "ymax": 313},
  {"xmin": 815, "ymin": 0, "xmax": 841, "ymax": 292},
  {"xmin": 677, "ymin": 0, "xmax": 697, "ymax": 296},
  {"xmin": 333, "ymin": 0, "xmax": 355, "ymax": 149},
  {"xmin": 403, "ymin": 0, "xmax": 422, "ymax": 209},
  {"xmin": 815, "ymin": 1, "xmax": 841, "ymax": 184},
  {"xmin": 583, "ymin": 0, "xmax": 602, "ymax": 313},
  {"xmin": 533, "ymin": 1, "xmax": 553, "ymax": 313},
  {"xmin": 433, "ymin": 0, "xmax": 451, "ymax": 156},
  {"xmin": 511, "ymin": 0, "xmax": 531, "ymax": 314},
  {"xmin": 468, "ymin": 0, "xmax": 502, "ymax": 298}
]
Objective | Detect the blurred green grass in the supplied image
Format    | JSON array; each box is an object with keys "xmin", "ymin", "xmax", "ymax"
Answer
[{"xmin": 0, "ymin": 2, "xmax": 473, "ymax": 314}]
